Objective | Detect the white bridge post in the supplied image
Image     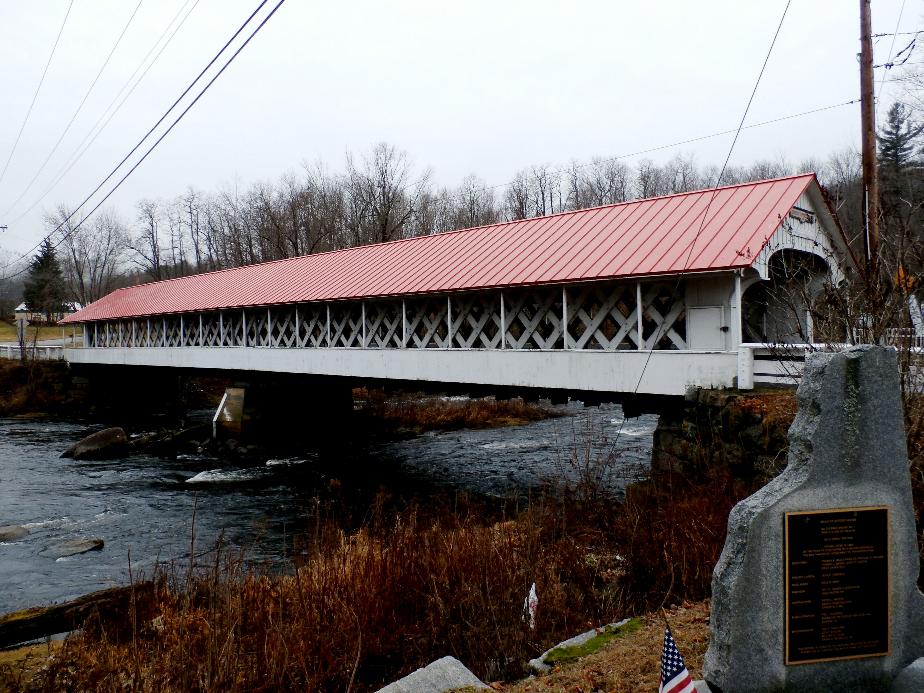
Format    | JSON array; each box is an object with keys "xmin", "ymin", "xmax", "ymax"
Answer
[
  {"xmin": 446, "ymin": 296, "xmax": 452, "ymax": 349},
  {"xmin": 500, "ymin": 291, "xmax": 506, "ymax": 349},
  {"xmin": 636, "ymin": 282, "xmax": 644, "ymax": 350},
  {"xmin": 402, "ymin": 299, "xmax": 407, "ymax": 348},
  {"xmin": 294, "ymin": 306, "xmax": 300, "ymax": 347},
  {"xmin": 733, "ymin": 271, "xmax": 743, "ymax": 349},
  {"xmin": 242, "ymin": 310, "xmax": 247, "ymax": 348},
  {"xmin": 562, "ymin": 286, "xmax": 568, "ymax": 349},
  {"xmin": 738, "ymin": 345, "xmax": 755, "ymax": 390}
]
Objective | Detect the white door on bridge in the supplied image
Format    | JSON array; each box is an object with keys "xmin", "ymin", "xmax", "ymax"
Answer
[{"xmin": 687, "ymin": 306, "xmax": 726, "ymax": 351}]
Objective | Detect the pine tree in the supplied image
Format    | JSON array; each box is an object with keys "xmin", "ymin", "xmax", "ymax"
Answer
[
  {"xmin": 22, "ymin": 238, "xmax": 67, "ymax": 323},
  {"xmin": 877, "ymin": 102, "xmax": 922, "ymax": 173}
]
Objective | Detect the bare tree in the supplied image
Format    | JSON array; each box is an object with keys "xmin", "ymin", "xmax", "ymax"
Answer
[
  {"xmin": 565, "ymin": 158, "xmax": 635, "ymax": 210},
  {"xmin": 346, "ymin": 143, "xmax": 431, "ymax": 245},
  {"xmin": 131, "ymin": 199, "xmax": 164, "ymax": 280},
  {"xmin": 636, "ymin": 159, "xmax": 668, "ymax": 198},
  {"xmin": 504, "ymin": 171, "xmax": 531, "ymax": 220},
  {"xmin": 53, "ymin": 206, "xmax": 127, "ymax": 305}
]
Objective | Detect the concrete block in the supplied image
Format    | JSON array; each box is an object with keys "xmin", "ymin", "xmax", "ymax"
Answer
[{"xmin": 376, "ymin": 655, "xmax": 488, "ymax": 693}]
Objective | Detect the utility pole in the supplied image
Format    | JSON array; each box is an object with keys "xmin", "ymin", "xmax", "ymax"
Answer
[{"xmin": 859, "ymin": 0, "xmax": 880, "ymax": 277}]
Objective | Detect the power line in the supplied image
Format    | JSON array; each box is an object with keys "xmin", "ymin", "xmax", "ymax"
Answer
[
  {"xmin": 608, "ymin": 0, "xmax": 791, "ymax": 452},
  {"xmin": 872, "ymin": 33, "xmax": 918, "ymax": 70},
  {"xmin": 0, "ymin": 0, "xmax": 272, "ymax": 273},
  {"xmin": 0, "ymin": 0, "xmax": 75, "ymax": 188},
  {"xmin": 1, "ymin": 0, "xmax": 145, "ymax": 218},
  {"xmin": 433, "ymin": 98, "xmax": 857, "ymax": 209},
  {"xmin": 872, "ymin": 30, "xmax": 922, "ymax": 38},
  {"xmin": 0, "ymin": 0, "xmax": 288, "ymax": 279},
  {"xmin": 5, "ymin": 0, "xmax": 203, "ymax": 229},
  {"xmin": 876, "ymin": 0, "xmax": 907, "ymax": 121}
]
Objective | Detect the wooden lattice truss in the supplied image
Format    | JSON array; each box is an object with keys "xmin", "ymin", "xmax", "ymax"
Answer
[{"xmin": 84, "ymin": 282, "xmax": 687, "ymax": 351}]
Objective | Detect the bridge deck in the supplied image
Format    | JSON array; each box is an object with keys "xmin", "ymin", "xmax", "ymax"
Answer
[{"xmin": 64, "ymin": 345, "xmax": 739, "ymax": 396}]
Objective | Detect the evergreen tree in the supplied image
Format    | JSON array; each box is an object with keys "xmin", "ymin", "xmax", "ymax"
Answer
[
  {"xmin": 23, "ymin": 238, "xmax": 67, "ymax": 323},
  {"xmin": 878, "ymin": 102, "xmax": 922, "ymax": 173}
]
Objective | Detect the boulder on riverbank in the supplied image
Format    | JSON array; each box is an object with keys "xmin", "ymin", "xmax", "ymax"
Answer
[
  {"xmin": 376, "ymin": 656, "xmax": 488, "ymax": 692},
  {"xmin": 61, "ymin": 427, "xmax": 128, "ymax": 460},
  {"xmin": 0, "ymin": 525, "xmax": 28, "ymax": 542},
  {"xmin": 40, "ymin": 539, "xmax": 104, "ymax": 559}
]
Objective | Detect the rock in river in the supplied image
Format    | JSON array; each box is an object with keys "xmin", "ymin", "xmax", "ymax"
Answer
[
  {"xmin": 61, "ymin": 427, "xmax": 128, "ymax": 460},
  {"xmin": 0, "ymin": 525, "xmax": 28, "ymax": 542},
  {"xmin": 41, "ymin": 539, "xmax": 104, "ymax": 558}
]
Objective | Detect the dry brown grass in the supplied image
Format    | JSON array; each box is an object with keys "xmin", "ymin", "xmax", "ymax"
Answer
[
  {"xmin": 23, "ymin": 496, "xmax": 625, "ymax": 692},
  {"xmin": 498, "ymin": 601, "xmax": 710, "ymax": 693},
  {"xmin": 3, "ymin": 466, "xmax": 748, "ymax": 693},
  {"xmin": 0, "ymin": 641, "xmax": 62, "ymax": 693},
  {"xmin": 356, "ymin": 389, "xmax": 565, "ymax": 432},
  {"xmin": 736, "ymin": 388, "xmax": 797, "ymax": 431},
  {"xmin": 0, "ymin": 360, "xmax": 71, "ymax": 416},
  {"xmin": 610, "ymin": 469, "xmax": 758, "ymax": 614}
]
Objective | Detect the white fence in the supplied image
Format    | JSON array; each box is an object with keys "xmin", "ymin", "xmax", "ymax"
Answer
[
  {"xmin": 0, "ymin": 345, "xmax": 66, "ymax": 361},
  {"xmin": 738, "ymin": 343, "xmax": 809, "ymax": 389},
  {"xmin": 852, "ymin": 327, "xmax": 924, "ymax": 350},
  {"xmin": 738, "ymin": 340, "xmax": 924, "ymax": 390}
]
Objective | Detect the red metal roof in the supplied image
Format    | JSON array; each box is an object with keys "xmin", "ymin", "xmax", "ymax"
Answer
[{"xmin": 62, "ymin": 173, "xmax": 830, "ymax": 323}]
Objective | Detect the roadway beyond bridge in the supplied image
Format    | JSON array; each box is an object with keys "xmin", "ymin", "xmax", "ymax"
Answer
[{"xmin": 60, "ymin": 174, "xmax": 857, "ymax": 403}]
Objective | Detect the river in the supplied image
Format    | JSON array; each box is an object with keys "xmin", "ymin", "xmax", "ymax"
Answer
[{"xmin": 0, "ymin": 402, "xmax": 655, "ymax": 614}]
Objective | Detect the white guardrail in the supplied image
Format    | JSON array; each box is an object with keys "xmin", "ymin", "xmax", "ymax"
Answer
[
  {"xmin": 738, "ymin": 338, "xmax": 924, "ymax": 390},
  {"xmin": 738, "ymin": 343, "xmax": 811, "ymax": 389},
  {"xmin": 0, "ymin": 345, "xmax": 66, "ymax": 361}
]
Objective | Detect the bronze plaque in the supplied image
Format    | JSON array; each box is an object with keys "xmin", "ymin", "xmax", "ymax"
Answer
[{"xmin": 785, "ymin": 506, "xmax": 890, "ymax": 665}]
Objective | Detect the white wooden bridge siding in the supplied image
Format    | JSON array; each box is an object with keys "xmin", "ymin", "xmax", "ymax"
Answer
[{"xmin": 66, "ymin": 279, "xmax": 750, "ymax": 396}]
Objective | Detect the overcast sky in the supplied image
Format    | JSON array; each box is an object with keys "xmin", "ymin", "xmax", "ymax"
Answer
[{"xmin": 0, "ymin": 1, "xmax": 917, "ymax": 260}]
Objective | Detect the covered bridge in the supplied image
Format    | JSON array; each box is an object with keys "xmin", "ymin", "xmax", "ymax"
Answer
[{"xmin": 61, "ymin": 173, "xmax": 856, "ymax": 396}]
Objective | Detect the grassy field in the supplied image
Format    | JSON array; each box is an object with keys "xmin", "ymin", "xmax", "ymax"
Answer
[{"xmin": 0, "ymin": 322, "xmax": 72, "ymax": 343}]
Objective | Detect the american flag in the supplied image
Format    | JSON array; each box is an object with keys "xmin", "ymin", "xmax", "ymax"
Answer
[{"xmin": 659, "ymin": 624, "xmax": 695, "ymax": 693}]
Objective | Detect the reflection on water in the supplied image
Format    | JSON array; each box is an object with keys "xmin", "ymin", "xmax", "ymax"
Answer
[{"xmin": 0, "ymin": 403, "xmax": 655, "ymax": 613}]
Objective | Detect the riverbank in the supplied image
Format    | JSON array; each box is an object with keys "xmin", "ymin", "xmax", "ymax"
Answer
[
  {"xmin": 0, "ymin": 602, "xmax": 711, "ymax": 693},
  {"xmin": 0, "ymin": 361, "xmax": 73, "ymax": 418},
  {"xmin": 0, "ymin": 463, "xmax": 749, "ymax": 692}
]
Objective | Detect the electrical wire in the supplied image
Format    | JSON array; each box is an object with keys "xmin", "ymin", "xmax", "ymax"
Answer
[
  {"xmin": 877, "ymin": 0, "xmax": 909, "ymax": 117},
  {"xmin": 5, "ymin": 0, "xmax": 203, "ymax": 229},
  {"xmin": 0, "ymin": 0, "xmax": 288, "ymax": 280},
  {"xmin": 1, "ymin": 0, "xmax": 146, "ymax": 218},
  {"xmin": 438, "ymin": 99, "xmax": 859, "ymax": 207},
  {"xmin": 606, "ymin": 0, "xmax": 792, "ymax": 454},
  {"xmin": 0, "ymin": 0, "xmax": 75, "ymax": 188}
]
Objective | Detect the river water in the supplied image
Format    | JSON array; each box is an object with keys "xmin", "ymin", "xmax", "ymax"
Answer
[{"xmin": 0, "ymin": 403, "xmax": 655, "ymax": 614}]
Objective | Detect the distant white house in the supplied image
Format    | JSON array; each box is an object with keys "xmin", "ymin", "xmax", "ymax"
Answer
[{"xmin": 14, "ymin": 302, "xmax": 83, "ymax": 324}]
